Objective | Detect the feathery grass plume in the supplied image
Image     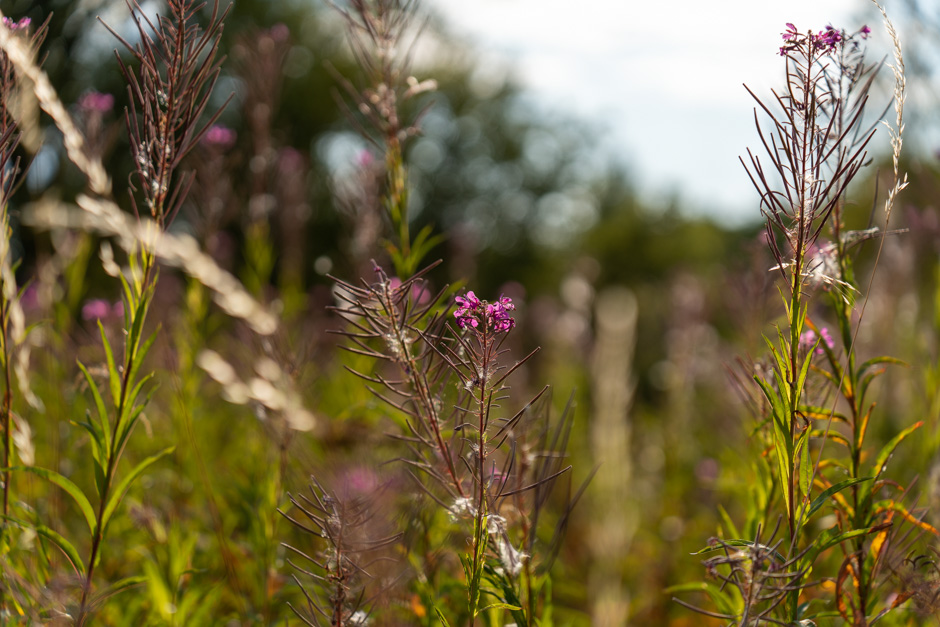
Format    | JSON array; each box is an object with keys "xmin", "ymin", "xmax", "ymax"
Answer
[
  {"xmin": 24, "ymin": 199, "xmax": 315, "ymax": 429},
  {"xmin": 0, "ymin": 17, "xmax": 47, "ymax": 619},
  {"xmin": 331, "ymin": 0, "xmax": 439, "ymax": 276},
  {"xmin": 0, "ymin": 12, "xmax": 110, "ymax": 197},
  {"xmin": 0, "ymin": 13, "xmax": 42, "ymax": 520}
]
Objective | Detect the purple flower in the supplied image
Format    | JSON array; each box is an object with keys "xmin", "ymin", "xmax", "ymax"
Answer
[
  {"xmin": 454, "ymin": 291, "xmax": 516, "ymax": 333},
  {"xmin": 813, "ymin": 25, "xmax": 842, "ymax": 52},
  {"xmin": 819, "ymin": 327, "xmax": 834, "ymax": 352},
  {"xmin": 859, "ymin": 25, "xmax": 871, "ymax": 39},
  {"xmin": 81, "ymin": 299, "xmax": 111, "ymax": 321},
  {"xmin": 201, "ymin": 124, "xmax": 237, "ymax": 150},
  {"xmin": 78, "ymin": 91, "xmax": 114, "ymax": 114},
  {"xmin": 82, "ymin": 298, "xmax": 124, "ymax": 322},
  {"xmin": 799, "ymin": 327, "xmax": 835, "ymax": 356},
  {"xmin": 2, "ymin": 17, "xmax": 30, "ymax": 31}
]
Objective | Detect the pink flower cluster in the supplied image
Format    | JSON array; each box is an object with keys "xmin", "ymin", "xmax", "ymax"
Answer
[
  {"xmin": 800, "ymin": 327, "xmax": 835, "ymax": 356},
  {"xmin": 2, "ymin": 17, "xmax": 30, "ymax": 31},
  {"xmin": 454, "ymin": 291, "xmax": 515, "ymax": 333},
  {"xmin": 779, "ymin": 24, "xmax": 870, "ymax": 57}
]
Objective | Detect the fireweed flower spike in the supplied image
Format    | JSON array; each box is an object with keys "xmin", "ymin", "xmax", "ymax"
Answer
[{"xmin": 454, "ymin": 292, "xmax": 515, "ymax": 332}]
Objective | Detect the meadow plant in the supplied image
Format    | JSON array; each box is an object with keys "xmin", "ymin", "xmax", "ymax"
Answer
[
  {"xmin": 272, "ymin": 2, "xmax": 588, "ymax": 625},
  {"xmin": 676, "ymin": 4, "xmax": 934, "ymax": 625}
]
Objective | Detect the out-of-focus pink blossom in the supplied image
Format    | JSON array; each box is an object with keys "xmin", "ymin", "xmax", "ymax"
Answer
[
  {"xmin": 78, "ymin": 91, "xmax": 115, "ymax": 114},
  {"xmin": 202, "ymin": 124, "xmax": 237, "ymax": 150},
  {"xmin": 800, "ymin": 327, "xmax": 835, "ymax": 356},
  {"xmin": 82, "ymin": 298, "xmax": 124, "ymax": 322},
  {"xmin": 268, "ymin": 23, "xmax": 290, "ymax": 43}
]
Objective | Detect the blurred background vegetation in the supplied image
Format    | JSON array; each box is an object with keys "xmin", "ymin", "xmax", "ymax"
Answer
[{"xmin": 4, "ymin": 0, "xmax": 940, "ymax": 623}]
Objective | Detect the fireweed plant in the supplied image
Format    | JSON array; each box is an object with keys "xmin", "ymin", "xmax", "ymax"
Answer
[
  {"xmin": 274, "ymin": 1, "xmax": 587, "ymax": 625},
  {"xmin": 676, "ymin": 5, "xmax": 932, "ymax": 626}
]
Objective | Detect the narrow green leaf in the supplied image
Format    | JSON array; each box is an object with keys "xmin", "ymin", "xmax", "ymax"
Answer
[
  {"xmin": 128, "ymin": 293, "xmax": 151, "ymax": 360},
  {"xmin": 78, "ymin": 361, "xmax": 111, "ymax": 453},
  {"xmin": 857, "ymin": 356, "xmax": 906, "ymax": 381},
  {"xmin": 434, "ymin": 608, "xmax": 452, "ymax": 627},
  {"xmin": 798, "ymin": 428, "xmax": 812, "ymax": 500},
  {"xmin": 690, "ymin": 539, "xmax": 786, "ymax": 563},
  {"xmin": 114, "ymin": 400, "xmax": 154, "ymax": 463},
  {"xmin": 800, "ymin": 405, "xmax": 848, "ymax": 423},
  {"xmin": 872, "ymin": 422, "xmax": 923, "ymax": 481},
  {"xmin": 481, "ymin": 602, "xmax": 522, "ymax": 612},
  {"xmin": 127, "ymin": 329, "xmax": 159, "ymax": 391},
  {"xmin": 4, "ymin": 466, "xmax": 96, "ymax": 535},
  {"xmin": 2, "ymin": 516, "xmax": 85, "ymax": 577},
  {"xmin": 101, "ymin": 446, "xmax": 174, "ymax": 534},
  {"xmin": 805, "ymin": 478, "xmax": 871, "ymax": 521},
  {"xmin": 98, "ymin": 321, "xmax": 122, "ymax": 408},
  {"xmin": 795, "ymin": 346, "xmax": 814, "ymax": 404},
  {"xmin": 717, "ymin": 504, "xmax": 739, "ymax": 539},
  {"xmin": 90, "ymin": 575, "xmax": 147, "ymax": 607},
  {"xmin": 124, "ymin": 373, "xmax": 156, "ymax": 419},
  {"xmin": 74, "ymin": 417, "xmax": 103, "ymax": 459},
  {"xmin": 806, "ymin": 525, "xmax": 881, "ymax": 565},
  {"xmin": 666, "ymin": 581, "xmax": 741, "ymax": 618},
  {"xmin": 119, "ymin": 274, "xmax": 135, "ymax": 318}
]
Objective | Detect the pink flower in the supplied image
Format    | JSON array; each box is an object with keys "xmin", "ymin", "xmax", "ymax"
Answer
[
  {"xmin": 81, "ymin": 299, "xmax": 111, "ymax": 321},
  {"xmin": 799, "ymin": 327, "xmax": 835, "ymax": 356},
  {"xmin": 454, "ymin": 292, "xmax": 516, "ymax": 333},
  {"xmin": 2, "ymin": 17, "xmax": 30, "ymax": 31},
  {"xmin": 78, "ymin": 91, "xmax": 114, "ymax": 114},
  {"xmin": 201, "ymin": 124, "xmax": 237, "ymax": 150},
  {"xmin": 813, "ymin": 25, "xmax": 842, "ymax": 52},
  {"xmin": 81, "ymin": 298, "xmax": 124, "ymax": 322}
]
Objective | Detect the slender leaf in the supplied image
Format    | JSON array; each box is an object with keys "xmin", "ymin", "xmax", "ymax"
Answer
[
  {"xmin": 101, "ymin": 446, "xmax": 174, "ymax": 534},
  {"xmin": 98, "ymin": 321, "xmax": 122, "ymax": 408},
  {"xmin": 127, "ymin": 329, "xmax": 159, "ymax": 392},
  {"xmin": 805, "ymin": 477, "xmax": 871, "ymax": 521},
  {"xmin": 872, "ymin": 422, "xmax": 923, "ymax": 480},
  {"xmin": 78, "ymin": 361, "xmax": 112, "ymax": 453},
  {"xmin": 2, "ymin": 516, "xmax": 85, "ymax": 577},
  {"xmin": 798, "ymin": 427, "xmax": 812, "ymax": 500},
  {"xmin": 4, "ymin": 466, "xmax": 97, "ymax": 535},
  {"xmin": 91, "ymin": 575, "xmax": 147, "ymax": 607},
  {"xmin": 434, "ymin": 608, "xmax": 452, "ymax": 627}
]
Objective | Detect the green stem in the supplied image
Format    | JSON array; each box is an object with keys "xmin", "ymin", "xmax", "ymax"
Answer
[{"xmin": 77, "ymin": 254, "xmax": 155, "ymax": 624}]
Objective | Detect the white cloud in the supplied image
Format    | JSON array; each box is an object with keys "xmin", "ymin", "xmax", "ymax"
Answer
[{"xmin": 427, "ymin": 0, "xmax": 871, "ymax": 219}]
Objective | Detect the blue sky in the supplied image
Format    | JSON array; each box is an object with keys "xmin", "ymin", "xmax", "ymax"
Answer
[{"xmin": 427, "ymin": 0, "xmax": 886, "ymax": 223}]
